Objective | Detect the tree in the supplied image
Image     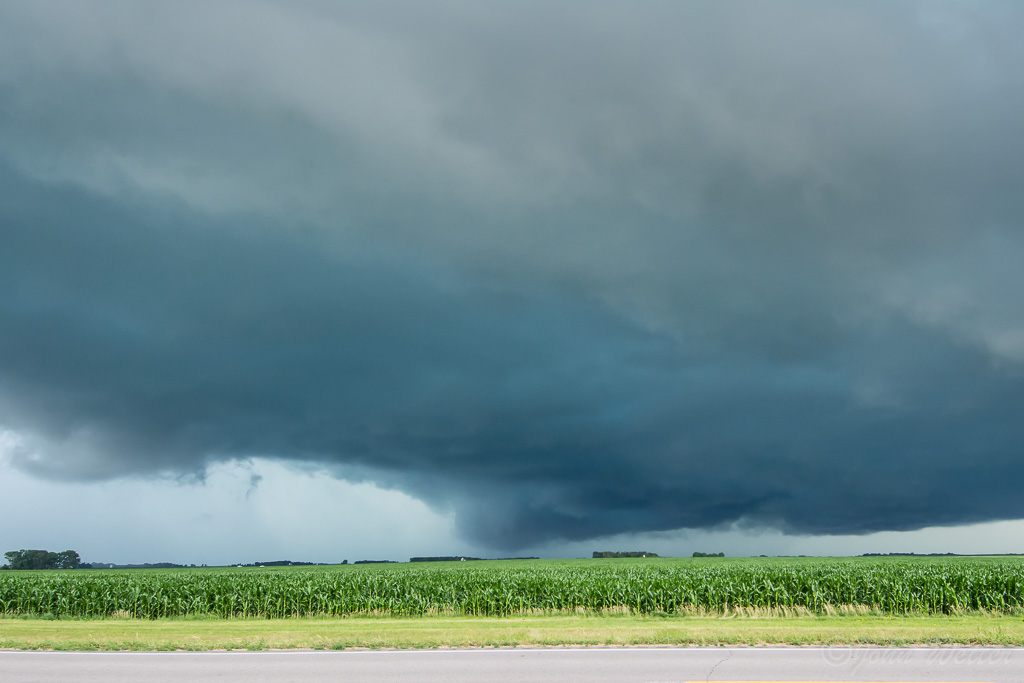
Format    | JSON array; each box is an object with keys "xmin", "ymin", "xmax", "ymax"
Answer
[
  {"xmin": 4, "ymin": 549, "xmax": 81, "ymax": 570},
  {"xmin": 55, "ymin": 550, "xmax": 81, "ymax": 569}
]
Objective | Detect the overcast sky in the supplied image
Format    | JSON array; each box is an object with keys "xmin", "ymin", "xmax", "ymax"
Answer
[{"xmin": 2, "ymin": 1, "xmax": 1024, "ymax": 565}]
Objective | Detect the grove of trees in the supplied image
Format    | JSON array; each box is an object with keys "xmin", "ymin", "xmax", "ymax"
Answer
[
  {"xmin": 2, "ymin": 549, "xmax": 82, "ymax": 570},
  {"xmin": 592, "ymin": 551, "xmax": 659, "ymax": 558}
]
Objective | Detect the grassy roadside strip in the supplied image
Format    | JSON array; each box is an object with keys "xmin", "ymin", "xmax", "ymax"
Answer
[{"xmin": 2, "ymin": 614, "xmax": 1024, "ymax": 651}]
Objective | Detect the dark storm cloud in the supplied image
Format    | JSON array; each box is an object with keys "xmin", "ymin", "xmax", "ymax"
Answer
[{"xmin": 2, "ymin": 1, "xmax": 1024, "ymax": 549}]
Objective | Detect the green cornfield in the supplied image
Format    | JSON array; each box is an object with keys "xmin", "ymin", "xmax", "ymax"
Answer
[{"xmin": 1, "ymin": 557, "xmax": 1022, "ymax": 619}]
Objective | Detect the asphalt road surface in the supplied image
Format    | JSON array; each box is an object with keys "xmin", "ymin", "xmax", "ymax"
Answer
[{"xmin": 1, "ymin": 646, "xmax": 1020, "ymax": 682}]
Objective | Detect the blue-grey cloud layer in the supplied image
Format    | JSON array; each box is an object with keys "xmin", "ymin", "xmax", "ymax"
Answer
[{"xmin": 2, "ymin": 1, "xmax": 1024, "ymax": 548}]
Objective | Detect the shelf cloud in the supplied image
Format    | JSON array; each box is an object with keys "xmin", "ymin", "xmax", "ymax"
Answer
[{"xmin": 2, "ymin": 1, "xmax": 1024, "ymax": 549}]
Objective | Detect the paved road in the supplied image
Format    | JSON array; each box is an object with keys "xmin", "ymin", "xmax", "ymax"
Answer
[{"xmin": 1, "ymin": 646, "xmax": 1019, "ymax": 682}]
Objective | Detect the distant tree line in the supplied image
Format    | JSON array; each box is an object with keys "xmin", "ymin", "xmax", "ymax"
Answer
[
  {"xmin": 692, "ymin": 551, "xmax": 725, "ymax": 557},
  {"xmin": 228, "ymin": 561, "xmax": 344, "ymax": 568},
  {"xmin": 411, "ymin": 556, "xmax": 540, "ymax": 562},
  {"xmin": 353, "ymin": 560, "xmax": 397, "ymax": 564},
  {"xmin": 861, "ymin": 552, "xmax": 958, "ymax": 557},
  {"xmin": 593, "ymin": 551, "xmax": 659, "ymax": 558},
  {"xmin": 861, "ymin": 552, "xmax": 1022, "ymax": 557},
  {"xmin": 88, "ymin": 562, "xmax": 188, "ymax": 569},
  {"xmin": 410, "ymin": 556, "xmax": 482, "ymax": 562},
  {"xmin": 3, "ymin": 549, "xmax": 81, "ymax": 570}
]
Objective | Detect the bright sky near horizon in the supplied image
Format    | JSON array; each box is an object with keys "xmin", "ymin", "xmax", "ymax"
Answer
[{"xmin": 2, "ymin": 1, "xmax": 1024, "ymax": 564}]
